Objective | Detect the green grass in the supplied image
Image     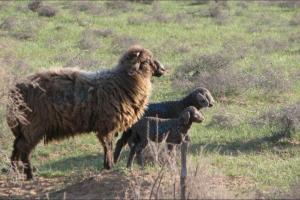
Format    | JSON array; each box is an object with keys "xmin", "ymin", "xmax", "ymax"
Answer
[{"xmin": 0, "ymin": 0, "xmax": 299, "ymax": 196}]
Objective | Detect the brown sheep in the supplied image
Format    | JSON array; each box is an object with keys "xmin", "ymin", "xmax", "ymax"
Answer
[{"xmin": 6, "ymin": 45, "xmax": 165, "ymax": 180}]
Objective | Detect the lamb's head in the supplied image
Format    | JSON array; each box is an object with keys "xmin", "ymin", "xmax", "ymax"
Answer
[
  {"xmin": 117, "ymin": 45, "xmax": 166, "ymax": 78},
  {"xmin": 179, "ymin": 106, "xmax": 204, "ymax": 125},
  {"xmin": 187, "ymin": 87, "xmax": 215, "ymax": 109}
]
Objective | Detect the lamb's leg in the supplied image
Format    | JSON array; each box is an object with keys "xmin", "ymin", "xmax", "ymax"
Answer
[
  {"xmin": 127, "ymin": 144, "xmax": 137, "ymax": 168},
  {"xmin": 135, "ymin": 140, "xmax": 148, "ymax": 168},
  {"xmin": 98, "ymin": 133, "xmax": 114, "ymax": 170},
  {"xmin": 114, "ymin": 129, "xmax": 132, "ymax": 164}
]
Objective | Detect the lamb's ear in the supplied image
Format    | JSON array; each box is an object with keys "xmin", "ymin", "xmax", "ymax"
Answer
[{"xmin": 180, "ymin": 111, "xmax": 190, "ymax": 125}]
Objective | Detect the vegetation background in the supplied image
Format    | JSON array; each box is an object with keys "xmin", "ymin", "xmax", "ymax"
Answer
[{"xmin": 0, "ymin": 0, "xmax": 299, "ymax": 199}]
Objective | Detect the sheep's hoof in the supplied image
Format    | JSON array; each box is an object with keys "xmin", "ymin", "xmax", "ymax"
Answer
[{"xmin": 103, "ymin": 162, "xmax": 113, "ymax": 170}]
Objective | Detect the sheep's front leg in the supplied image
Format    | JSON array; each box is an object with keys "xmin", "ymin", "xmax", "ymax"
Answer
[
  {"xmin": 136, "ymin": 140, "xmax": 148, "ymax": 168},
  {"xmin": 98, "ymin": 133, "xmax": 114, "ymax": 170}
]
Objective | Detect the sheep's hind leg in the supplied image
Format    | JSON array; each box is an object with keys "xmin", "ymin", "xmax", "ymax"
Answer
[
  {"xmin": 98, "ymin": 134, "xmax": 114, "ymax": 170},
  {"xmin": 15, "ymin": 137, "xmax": 35, "ymax": 180},
  {"xmin": 20, "ymin": 152, "xmax": 33, "ymax": 180},
  {"xmin": 11, "ymin": 136, "xmax": 21, "ymax": 172}
]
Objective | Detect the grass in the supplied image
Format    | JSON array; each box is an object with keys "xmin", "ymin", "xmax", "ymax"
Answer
[{"xmin": 0, "ymin": 1, "xmax": 299, "ymax": 198}]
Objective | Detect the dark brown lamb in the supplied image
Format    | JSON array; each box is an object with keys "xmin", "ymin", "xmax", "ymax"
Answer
[
  {"xmin": 126, "ymin": 106, "xmax": 204, "ymax": 168},
  {"xmin": 114, "ymin": 87, "xmax": 214, "ymax": 163},
  {"xmin": 6, "ymin": 45, "xmax": 165, "ymax": 180}
]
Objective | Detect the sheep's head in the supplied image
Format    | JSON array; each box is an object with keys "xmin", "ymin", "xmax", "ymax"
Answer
[
  {"xmin": 179, "ymin": 106, "xmax": 204, "ymax": 125},
  {"xmin": 117, "ymin": 45, "xmax": 166, "ymax": 78},
  {"xmin": 187, "ymin": 87, "xmax": 215, "ymax": 109}
]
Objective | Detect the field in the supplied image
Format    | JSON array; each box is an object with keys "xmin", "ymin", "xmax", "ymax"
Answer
[{"xmin": 0, "ymin": 0, "xmax": 300, "ymax": 199}]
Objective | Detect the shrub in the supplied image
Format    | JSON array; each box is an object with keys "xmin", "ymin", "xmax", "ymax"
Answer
[
  {"xmin": 37, "ymin": 5, "xmax": 56, "ymax": 17},
  {"xmin": 126, "ymin": 0, "xmax": 154, "ymax": 4},
  {"xmin": 207, "ymin": 110, "xmax": 240, "ymax": 128},
  {"xmin": 290, "ymin": 13, "xmax": 300, "ymax": 26},
  {"xmin": 208, "ymin": 2, "xmax": 230, "ymax": 25},
  {"xmin": 77, "ymin": 29, "xmax": 100, "ymax": 50},
  {"xmin": 11, "ymin": 25, "xmax": 37, "ymax": 40},
  {"xmin": 70, "ymin": 1, "xmax": 102, "ymax": 15},
  {"xmin": 105, "ymin": 1, "xmax": 133, "ymax": 12},
  {"xmin": 190, "ymin": 0, "xmax": 210, "ymax": 5},
  {"xmin": 172, "ymin": 52, "xmax": 251, "ymax": 99},
  {"xmin": 276, "ymin": 1, "xmax": 300, "ymax": 8},
  {"xmin": 253, "ymin": 38, "xmax": 288, "ymax": 54},
  {"xmin": 252, "ymin": 102, "xmax": 300, "ymax": 136},
  {"xmin": 253, "ymin": 67, "xmax": 291, "ymax": 97},
  {"xmin": 0, "ymin": 16, "xmax": 17, "ymax": 31},
  {"xmin": 28, "ymin": 0, "xmax": 42, "ymax": 12},
  {"xmin": 92, "ymin": 29, "xmax": 114, "ymax": 38}
]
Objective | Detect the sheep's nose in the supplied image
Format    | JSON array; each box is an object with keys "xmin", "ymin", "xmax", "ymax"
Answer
[{"xmin": 209, "ymin": 103, "xmax": 213, "ymax": 107}]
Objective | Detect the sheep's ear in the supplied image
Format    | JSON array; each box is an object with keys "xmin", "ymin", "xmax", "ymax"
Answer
[
  {"xmin": 180, "ymin": 111, "xmax": 190, "ymax": 125},
  {"xmin": 127, "ymin": 51, "xmax": 141, "ymax": 76}
]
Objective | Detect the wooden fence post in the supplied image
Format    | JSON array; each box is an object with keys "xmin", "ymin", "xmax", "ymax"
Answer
[{"xmin": 180, "ymin": 140, "xmax": 188, "ymax": 200}]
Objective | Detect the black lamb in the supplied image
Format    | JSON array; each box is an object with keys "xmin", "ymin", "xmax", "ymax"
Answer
[{"xmin": 126, "ymin": 106, "xmax": 204, "ymax": 168}]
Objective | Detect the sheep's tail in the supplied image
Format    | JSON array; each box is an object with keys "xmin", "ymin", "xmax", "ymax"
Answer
[{"xmin": 113, "ymin": 129, "xmax": 132, "ymax": 164}]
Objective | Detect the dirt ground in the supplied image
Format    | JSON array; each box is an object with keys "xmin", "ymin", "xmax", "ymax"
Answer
[{"xmin": 0, "ymin": 169, "xmax": 299, "ymax": 199}]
